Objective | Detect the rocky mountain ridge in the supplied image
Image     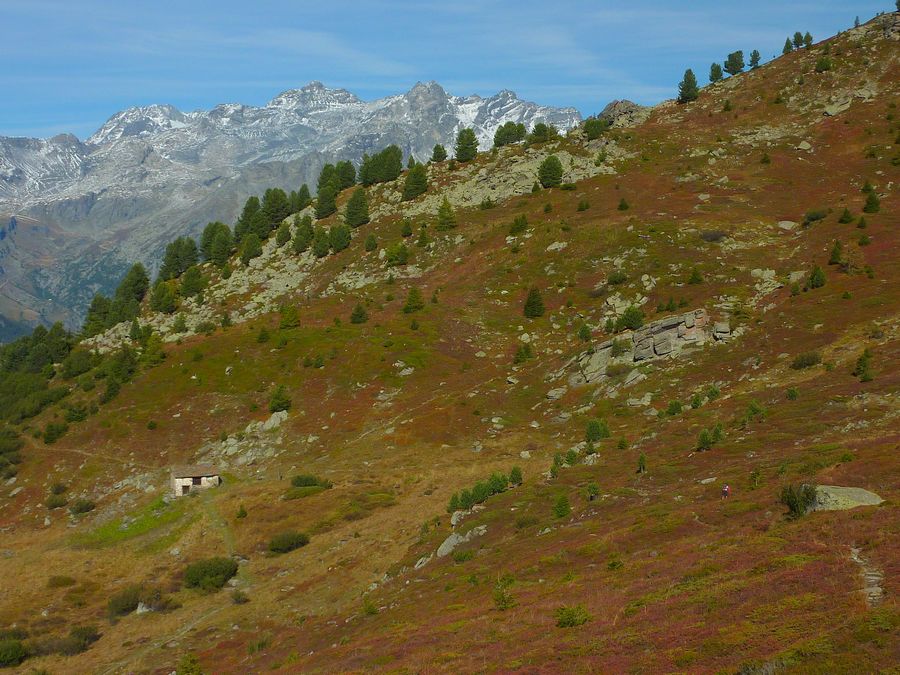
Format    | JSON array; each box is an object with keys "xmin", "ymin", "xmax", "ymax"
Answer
[{"xmin": 0, "ymin": 81, "xmax": 581, "ymax": 340}]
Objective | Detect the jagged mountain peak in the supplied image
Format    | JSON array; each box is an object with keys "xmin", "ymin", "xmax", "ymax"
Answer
[{"xmin": 266, "ymin": 81, "xmax": 362, "ymax": 112}]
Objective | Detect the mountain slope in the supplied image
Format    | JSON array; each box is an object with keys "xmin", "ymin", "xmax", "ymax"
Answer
[
  {"xmin": 0, "ymin": 15, "xmax": 898, "ymax": 674},
  {"xmin": 0, "ymin": 82, "xmax": 581, "ymax": 340}
]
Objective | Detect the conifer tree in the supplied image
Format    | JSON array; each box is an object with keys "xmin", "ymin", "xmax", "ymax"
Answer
[
  {"xmin": 792, "ymin": 32, "xmax": 804, "ymax": 49},
  {"xmin": 158, "ymin": 237, "xmax": 198, "ymax": 281},
  {"xmin": 292, "ymin": 214, "xmax": 313, "ymax": 254},
  {"xmin": 296, "ymin": 184, "xmax": 312, "ymax": 210},
  {"xmin": 527, "ymin": 122, "xmax": 557, "ymax": 143},
  {"xmin": 275, "ymin": 222, "xmax": 291, "ymax": 247},
  {"xmin": 523, "ymin": 287, "xmax": 545, "ymax": 318},
  {"xmin": 335, "ymin": 160, "xmax": 357, "ymax": 189},
  {"xmin": 724, "ymin": 50, "xmax": 745, "ymax": 76},
  {"xmin": 863, "ymin": 191, "xmax": 881, "ymax": 213},
  {"xmin": 430, "ymin": 144, "xmax": 447, "ymax": 162},
  {"xmin": 493, "ymin": 121, "xmax": 526, "ymax": 147},
  {"xmin": 677, "ymin": 69, "xmax": 699, "ymax": 103},
  {"xmin": 403, "ymin": 288, "xmax": 425, "ymax": 313},
  {"xmin": 317, "ymin": 163, "xmax": 338, "ymax": 194},
  {"xmin": 240, "ymin": 233, "xmax": 262, "ymax": 265},
  {"xmin": 454, "ymin": 128, "xmax": 479, "ymax": 162},
  {"xmin": 269, "ymin": 385, "xmax": 291, "ymax": 413},
  {"xmin": 329, "ymin": 224, "xmax": 351, "ymax": 253},
  {"xmin": 749, "ymin": 49, "xmax": 761, "ymax": 69},
  {"xmin": 783, "ymin": 38, "xmax": 794, "ymax": 54},
  {"xmin": 312, "ymin": 226, "xmax": 330, "ymax": 258},
  {"xmin": 180, "ymin": 266, "xmax": 206, "ymax": 297},
  {"xmin": 436, "ymin": 197, "xmax": 456, "ymax": 231},
  {"xmin": 709, "ymin": 62, "xmax": 724, "ymax": 83},
  {"xmin": 234, "ymin": 195, "xmax": 260, "ymax": 243},
  {"xmin": 200, "ymin": 222, "xmax": 231, "ymax": 260},
  {"xmin": 344, "ymin": 187, "xmax": 370, "ymax": 227},
  {"xmin": 261, "ymin": 187, "xmax": 291, "ymax": 231},
  {"xmin": 350, "ymin": 303, "xmax": 369, "ymax": 324},
  {"xmin": 402, "ymin": 163, "xmax": 428, "ymax": 201},
  {"xmin": 803, "ymin": 32, "xmax": 813, "ymax": 48},
  {"xmin": 401, "ymin": 220, "xmax": 413, "ymax": 237},
  {"xmin": 316, "ymin": 183, "xmax": 338, "ymax": 219},
  {"xmin": 150, "ymin": 282, "xmax": 177, "ymax": 314},
  {"xmin": 364, "ymin": 233, "xmax": 377, "ymax": 252},
  {"xmin": 538, "ymin": 155, "xmax": 563, "ymax": 188},
  {"xmin": 209, "ymin": 226, "xmax": 233, "ymax": 266}
]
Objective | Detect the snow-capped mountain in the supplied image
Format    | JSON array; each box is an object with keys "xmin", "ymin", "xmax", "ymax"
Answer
[{"xmin": 0, "ymin": 81, "xmax": 580, "ymax": 339}]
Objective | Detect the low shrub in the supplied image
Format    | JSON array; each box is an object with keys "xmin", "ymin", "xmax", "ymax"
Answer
[
  {"xmin": 46, "ymin": 493, "xmax": 68, "ymax": 510},
  {"xmin": 791, "ymin": 351, "xmax": 821, "ymax": 369},
  {"xmin": 0, "ymin": 639, "xmax": 27, "ymax": 667},
  {"xmin": 70, "ymin": 498, "xmax": 96, "ymax": 515},
  {"xmin": 700, "ymin": 230, "xmax": 728, "ymax": 242},
  {"xmin": 269, "ymin": 531, "xmax": 310, "ymax": 554},
  {"xmin": 184, "ymin": 557, "xmax": 238, "ymax": 591},
  {"xmin": 780, "ymin": 484, "xmax": 817, "ymax": 518},
  {"xmin": 231, "ymin": 589, "xmax": 250, "ymax": 605},
  {"xmin": 555, "ymin": 604, "xmax": 591, "ymax": 628},
  {"xmin": 290, "ymin": 474, "xmax": 331, "ymax": 488}
]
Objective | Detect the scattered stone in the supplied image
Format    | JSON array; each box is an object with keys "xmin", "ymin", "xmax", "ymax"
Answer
[
  {"xmin": 546, "ymin": 387, "xmax": 567, "ymax": 401},
  {"xmin": 699, "ymin": 477, "xmax": 717, "ymax": 485},
  {"xmin": 546, "ymin": 241, "xmax": 568, "ymax": 252},
  {"xmin": 778, "ymin": 221, "xmax": 799, "ymax": 231}
]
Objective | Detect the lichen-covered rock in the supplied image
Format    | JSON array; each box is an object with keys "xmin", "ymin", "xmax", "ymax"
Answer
[{"xmin": 813, "ymin": 485, "xmax": 884, "ymax": 511}]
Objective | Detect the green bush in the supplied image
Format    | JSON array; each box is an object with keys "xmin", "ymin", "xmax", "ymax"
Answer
[
  {"xmin": 780, "ymin": 484, "xmax": 817, "ymax": 519},
  {"xmin": 555, "ymin": 604, "xmax": 590, "ymax": 627},
  {"xmin": 268, "ymin": 385, "xmax": 291, "ymax": 413},
  {"xmin": 553, "ymin": 494, "xmax": 571, "ymax": 518},
  {"xmin": 43, "ymin": 421, "xmax": 69, "ymax": 444},
  {"xmin": 0, "ymin": 639, "xmax": 26, "ymax": 667},
  {"xmin": 269, "ymin": 531, "xmax": 310, "ymax": 554},
  {"xmin": 791, "ymin": 351, "xmax": 821, "ymax": 369},
  {"xmin": 70, "ymin": 498, "xmax": 96, "ymax": 515},
  {"xmin": 107, "ymin": 584, "xmax": 145, "ymax": 617},
  {"xmin": 184, "ymin": 557, "xmax": 238, "ymax": 591},
  {"xmin": 538, "ymin": 155, "xmax": 563, "ymax": 188},
  {"xmin": 46, "ymin": 493, "xmax": 68, "ymax": 510}
]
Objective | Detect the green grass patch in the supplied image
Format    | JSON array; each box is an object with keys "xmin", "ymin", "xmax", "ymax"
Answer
[
  {"xmin": 72, "ymin": 496, "xmax": 188, "ymax": 548},
  {"xmin": 283, "ymin": 485, "xmax": 327, "ymax": 500}
]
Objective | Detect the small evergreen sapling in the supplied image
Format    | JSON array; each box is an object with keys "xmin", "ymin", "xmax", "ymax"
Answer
[{"xmin": 523, "ymin": 287, "xmax": 545, "ymax": 318}]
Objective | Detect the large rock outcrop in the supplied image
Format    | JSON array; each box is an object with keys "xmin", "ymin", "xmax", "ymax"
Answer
[{"xmin": 569, "ymin": 309, "xmax": 724, "ymax": 386}]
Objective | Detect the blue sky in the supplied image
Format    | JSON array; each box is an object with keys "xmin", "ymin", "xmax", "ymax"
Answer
[{"xmin": 0, "ymin": 0, "xmax": 889, "ymax": 139}]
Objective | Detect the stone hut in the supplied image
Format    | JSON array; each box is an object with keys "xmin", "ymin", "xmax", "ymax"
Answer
[{"xmin": 170, "ymin": 465, "xmax": 220, "ymax": 498}]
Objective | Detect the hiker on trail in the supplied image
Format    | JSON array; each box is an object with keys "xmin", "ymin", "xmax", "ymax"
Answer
[{"xmin": 722, "ymin": 484, "xmax": 730, "ymax": 499}]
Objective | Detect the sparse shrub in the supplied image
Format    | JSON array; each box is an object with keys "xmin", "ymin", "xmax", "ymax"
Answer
[
  {"xmin": 786, "ymin": 387, "xmax": 799, "ymax": 400},
  {"xmin": 617, "ymin": 197, "xmax": 629, "ymax": 211},
  {"xmin": 555, "ymin": 604, "xmax": 590, "ymax": 628},
  {"xmin": 791, "ymin": 351, "xmax": 821, "ymax": 369},
  {"xmin": 70, "ymin": 498, "xmax": 96, "ymax": 515},
  {"xmin": 852, "ymin": 348, "xmax": 873, "ymax": 382},
  {"xmin": 184, "ymin": 557, "xmax": 238, "ymax": 591},
  {"xmin": 666, "ymin": 400, "xmax": 683, "ymax": 416},
  {"xmin": 780, "ymin": 483, "xmax": 817, "ymax": 518},
  {"xmin": 509, "ymin": 466, "xmax": 523, "ymax": 486},
  {"xmin": 236, "ymin": 504, "xmax": 247, "ymax": 519},
  {"xmin": 513, "ymin": 343, "xmax": 533, "ymax": 364},
  {"xmin": 177, "ymin": 653, "xmax": 204, "ymax": 675},
  {"xmin": 493, "ymin": 576, "xmax": 516, "ymax": 610},
  {"xmin": 760, "ymin": 152, "xmax": 771, "ymax": 164},
  {"xmin": 268, "ymin": 531, "xmax": 310, "ymax": 554},
  {"xmin": 231, "ymin": 589, "xmax": 249, "ymax": 605},
  {"xmin": 803, "ymin": 209, "xmax": 827, "ymax": 226},
  {"xmin": 577, "ymin": 199, "xmax": 590, "ymax": 211},
  {"xmin": 814, "ymin": 56, "xmax": 833, "ymax": 72},
  {"xmin": 687, "ymin": 267, "xmax": 703, "ymax": 285},
  {"xmin": 697, "ymin": 429, "xmax": 713, "ymax": 451},
  {"xmin": 863, "ymin": 191, "xmax": 880, "ymax": 213},
  {"xmin": 637, "ymin": 453, "xmax": 647, "ymax": 474},
  {"xmin": 509, "ymin": 215, "xmax": 528, "ymax": 235},
  {"xmin": 577, "ymin": 324, "xmax": 591, "ymax": 342}
]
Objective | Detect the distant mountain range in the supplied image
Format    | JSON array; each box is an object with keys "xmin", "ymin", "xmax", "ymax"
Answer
[{"xmin": 0, "ymin": 81, "xmax": 581, "ymax": 340}]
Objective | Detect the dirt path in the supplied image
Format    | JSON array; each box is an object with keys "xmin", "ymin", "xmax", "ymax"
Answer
[{"xmin": 849, "ymin": 546, "xmax": 884, "ymax": 607}]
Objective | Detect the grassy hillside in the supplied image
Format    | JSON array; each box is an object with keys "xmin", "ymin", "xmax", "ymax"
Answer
[{"xmin": 0, "ymin": 16, "xmax": 897, "ymax": 674}]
